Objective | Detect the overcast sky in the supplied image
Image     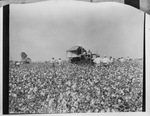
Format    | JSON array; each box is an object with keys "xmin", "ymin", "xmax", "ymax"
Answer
[{"xmin": 10, "ymin": 1, "xmax": 146, "ymax": 61}]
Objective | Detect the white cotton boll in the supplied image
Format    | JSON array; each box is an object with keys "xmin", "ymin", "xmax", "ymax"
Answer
[
  {"xmin": 13, "ymin": 93, "xmax": 17, "ymax": 97},
  {"xmin": 49, "ymin": 98, "xmax": 54, "ymax": 106},
  {"xmin": 118, "ymin": 99, "xmax": 122, "ymax": 103},
  {"xmin": 74, "ymin": 101, "xmax": 78, "ymax": 107},
  {"xmin": 117, "ymin": 76, "xmax": 121, "ymax": 80},
  {"xmin": 101, "ymin": 101, "xmax": 104, "ymax": 105},
  {"xmin": 100, "ymin": 109, "xmax": 105, "ymax": 113},
  {"xmin": 18, "ymin": 87, "xmax": 21, "ymax": 89},
  {"xmin": 137, "ymin": 107, "xmax": 142, "ymax": 112},
  {"xmin": 67, "ymin": 81, "xmax": 71, "ymax": 86},
  {"xmin": 86, "ymin": 95, "xmax": 90, "ymax": 101},
  {"xmin": 27, "ymin": 94, "xmax": 31, "ymax": 99},
  {"xmin": 72, "ymin": 83, "xmax": 76, "ymax": 90},
  {"xmin": 95, "ymin": 109, "xmax": 99, "ymax": 113},
  {"xmin": 111, "ymin": 109, "xmax": 116, "ymax": 112},
  {"xmin": 33, "ymin": 87, "xmax": 37, "ymax": 92},
  {"xmin": 66, "ymin": 91, "xmax": 70, "ymax": 96},
  {"xmin": 9, "ymin": 111, "xmax": 14, "ymax": 114},
  {"xmin": 87, "ymin": 110, "xmax": 91, "ymax": 113},
  {"xmin": 111, "ymin": 94, "xmax": 115, "ymax": 97},
  {"xmin": 106, "ymin": 108, "xmax": 111, "ymax": 112},
  {"xmin": 19, "ymin": 103, "xmax": 22, "ymax": 107}
]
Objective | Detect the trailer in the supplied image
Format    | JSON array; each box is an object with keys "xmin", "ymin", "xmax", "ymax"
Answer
[{"xmin": 66, "ymin": 45, "xmax": 97, "ymax": 64}]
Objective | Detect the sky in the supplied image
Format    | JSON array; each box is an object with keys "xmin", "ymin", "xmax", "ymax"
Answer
[{"xmin": 10, "ymin": 1, "xmax": 146, "ymax": 61}]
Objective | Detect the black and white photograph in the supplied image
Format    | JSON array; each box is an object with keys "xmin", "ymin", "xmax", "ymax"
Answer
[{"xmin": 1, "ymin": 0, "xmax": 150, "ymax": 115}]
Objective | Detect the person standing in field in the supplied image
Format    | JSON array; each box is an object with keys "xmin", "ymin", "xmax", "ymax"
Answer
[
  {"xmin": 58, "ymin": 58, "xmax": 62, "ymax": 66},
  {"xmin": 109, "ymin": 56, "xmax": 114, "ymax": 64},
  {"xmin": 102, "ymin": 55, "xmax": 110, "ymax": 67},
  {"xmin": 93, "ymin": 55, "xmax": 102, "ymax": 67},
  {"xmin": 51, "ymin": 57, "xmax": 55, "ymax": 67}
]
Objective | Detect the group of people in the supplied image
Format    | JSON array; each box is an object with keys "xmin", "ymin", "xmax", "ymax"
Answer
[
  {"xmin": 50, "ymin": 57, "xmax": 62, "ymax": 66},
  {"xmin": 9, "ymin": 58, "xmax": 143, "ymax": 113},
  {"xmin": 93, "ymin": 55, "xmax": 131, "ymax": 67},
  {"xmin": 93, "ymin": 55, "xmax": 111, "ymax": 67}
]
